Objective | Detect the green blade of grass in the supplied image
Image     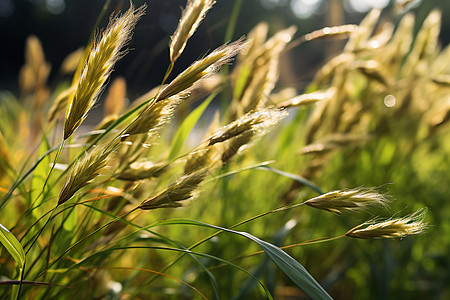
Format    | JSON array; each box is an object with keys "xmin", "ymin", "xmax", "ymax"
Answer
[
  {"xmin": 158, "ymin": 219, "xmax": 333, "ymax": 300},
  {"xmin": 0, "ymin": 223, "xmax": 25, "ymax": 269},
  {"xmin": 66, "ymin": 245, "xmax": 274, "ymax": 300},
  {"xmin": 0, "ymin": 223, "xmax": 25, "ymax": 299},
  {"xmin": 168, "ymin": 92, "xmax": 217, "ymax": 160}
]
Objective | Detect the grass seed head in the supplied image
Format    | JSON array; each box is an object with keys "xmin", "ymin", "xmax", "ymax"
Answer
[
  {"xmin": 208, "ymin": 108, "xmax": 287, "ymax": 146},
  {"xmin": 123, "ymin": 98, "xmax": 178, "ymax": 139},
  {"xmin": 139, "ymin": 169, "xmax": 208, "ymax": 210},
  {"xmin": 184, "ymin": 147, "xmax": 217, "ymax": 175},
  {"xmin": 158, "ymin": 38, "xmax": 250, "ymax": 101},
  {"xmin": 170, "ymin": 0, "xmax": 216, "ymax": 64},
  {"xmin": 58, "ymin": 145, "xmax": 112, "ymax": 205},
  {"xmin": 345, "ymin": 209, "xmax": 428, "ymax": 239},
  {"xmin": 305, "ymin": 188, "xmax": 389, "ymax": 214},
  {"xmin": 64, "ymin": 4, "xmax": 145, "ymax": 140}
]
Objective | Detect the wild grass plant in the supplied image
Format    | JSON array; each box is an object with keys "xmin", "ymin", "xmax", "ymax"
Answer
[{"xmin": 0, "ymin": 1, "xmax": 447, "ymax": 299}]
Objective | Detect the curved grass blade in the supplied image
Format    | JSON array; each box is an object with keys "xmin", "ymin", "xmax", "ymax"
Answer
[
  {"xmin": 0, "ymin": 223, "xmax": 25, "ymax": 300},
  {"xmin": 158, "ymin": 219, "xmax": 332, "ymax": 300},
  {"xmin": 65, "ymin": 246, "xmax": 274, "ymax": 300},
  {"xmin": 0, "ymin": 223, "xmax": 25, "ymax": 269},
  {"xmin": 79, "ymin": 203, "xmax": 222, "ymax": 300}
]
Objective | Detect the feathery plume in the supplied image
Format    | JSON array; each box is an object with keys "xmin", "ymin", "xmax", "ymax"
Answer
[
  {"xmin": 170, "ymin": 0, "xmax": 216, "ymax": 63},
  {"xmin": 158, "ymin": 38, "xmax": 250, "ymax": 102},
  {"xmin": 122, "ymin": 98, "xmax": 178, "ymax": 139},
  {"xmin": 58, "ymin": 145, "xmax": 112, "ymax": 205},
  {"xmin": 305, "ymin": 188, "xmax": 389, "ymax": 214},
  {"xmin": 64, "ymin": 4, "xmax": 145, "ymax": 140},
  {"xmin": 139, "ymin": 169, "xmax": 208, "ymax": 210},
  {"xmin": 345, "ymin": 209, "xmax": 427, "ymax": 239},
  {"xmin": 208, "ymin": 108, "xmax": 287, "ymax": 146}
]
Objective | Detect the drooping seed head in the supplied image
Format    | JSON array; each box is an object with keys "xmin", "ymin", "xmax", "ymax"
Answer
[
  {"xmin": 58, "ymin": 145, "xmax": 112, "ymax": 205},
  {"xmin": 345, "ymin": 209, "xmax": 427, "ymax": 239},
  {"xmin": 122, "ymin": 97, "xmax": 179, "ymax": 139},
  {"xmin": 208, "ymin": 108, "xmax": 287, "ymax": 146},
  {"xmin": 64, "ymin": 4, "xmax": 145, "ymax": 140},
  {"xmin": 170, "ymin": 0, "xmax": 216, "ymax": 63},
  {"xmin": 158, "ymin": 38, "xmax": 250, "ymax": 102},
  {"xmin": 139, "ymin": 169, "xmax": 208, "ymax": 210},
  {"xmin": 304, "ymin": 187, "xmax": 389, "ymax": 214}
]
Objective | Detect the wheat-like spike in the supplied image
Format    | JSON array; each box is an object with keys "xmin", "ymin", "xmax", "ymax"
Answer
[
  {"xmin": 170, "ymin": 0, "xmax": 216, "ymax": 64},
  {"xmin": 184, "ymin": 147, "xmax": 217, "ymax": 175},
  {"xmin": 208, "ymin": 108, "xmax": 287, "ymax": 146},
  {"xmin": 303, "ymin": 25, "xmax": 358, "ymax": 42},
  {"xmin": 139, "ymin": 169, "xmax": 208, "ymax": 210},
  {"xmin": 305, "ymin": 188, "xmax": 389, "ymax": 214},
  {"xmin": 158, "ymin": 38, "xmax": 250, "ymax": 102},
  {"xmin": 345, "ymin": 8, "xmax": 381, "ymax": 52},
  {"xmin": 58, "ymin": 145, "xmax": 112, "ymax": 205},
  {"xmin": 345, "ymin": 209, "xmax": 427, "ymax": 239},
  {"xmin": 122, "ymin": 97, "xmax": 179, "ymax": 139},
  {"xmin": 64, "ymin": 4, "xmax": 145, "ymax": 140}
]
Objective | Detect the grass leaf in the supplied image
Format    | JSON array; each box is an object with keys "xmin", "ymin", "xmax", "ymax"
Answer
[
  {"xmin": 0, "ymin": 223, "xmax": 25, "ymax": 268},
  {"xmin": 157, "ymin": 219, "xmax": 332, "ymax": 300}
]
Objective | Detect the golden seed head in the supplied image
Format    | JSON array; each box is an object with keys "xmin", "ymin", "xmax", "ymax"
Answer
[
  {"xmin": 345, "ymin": 209, "xmax": 427, "ymax": 239},
  {"xmin": 184, "ymin": 146, "xmax": 220, "ymax": 175},
  {"xmin": 64, "ymin": 4, "xmax": 145, "ymax": 140},
  {"xmin": 208, "ymin": 108, "xmax": 287, "ymax": 146},
  {"xmin": 221, "ymin": 130, "xmax": 254, "ymax": 163},
  {"xmin": 139, "ymin": 169, "xmax": 208, "ymax": 210},
  {"xmin": 158, "ymin": 38, "xmax": 251, "ymax": 101},
  {"xmin": 170, "ymin": 0, "xmax": 216, "ymax": 63},
  {"xmin": 303, "ymin": 25, "xmax": 358, "ymax": 42},
  {"xmin": 58, "ymin": 145, "xmax": 112, "ymax": 205},
  {"xmin": 305, "ymin": 188, "xmax": 389, "ymax": 214},
  {"xmin": 123, "ymin": 97, "xmax": 179, "ymax": 139}
]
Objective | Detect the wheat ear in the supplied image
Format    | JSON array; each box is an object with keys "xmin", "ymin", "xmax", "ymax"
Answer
[
  {"xmin": 170, "ymin": 0, "xmax": 216, "ymax": 64},
  {"xmin": 63, "ymin": 4, "xmax": 145, "ymax": 140}
]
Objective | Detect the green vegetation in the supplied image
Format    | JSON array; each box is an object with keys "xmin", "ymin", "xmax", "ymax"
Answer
[{"xmin": 0, "ymin": 1, "xmax": 448, "ymax": 299}]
